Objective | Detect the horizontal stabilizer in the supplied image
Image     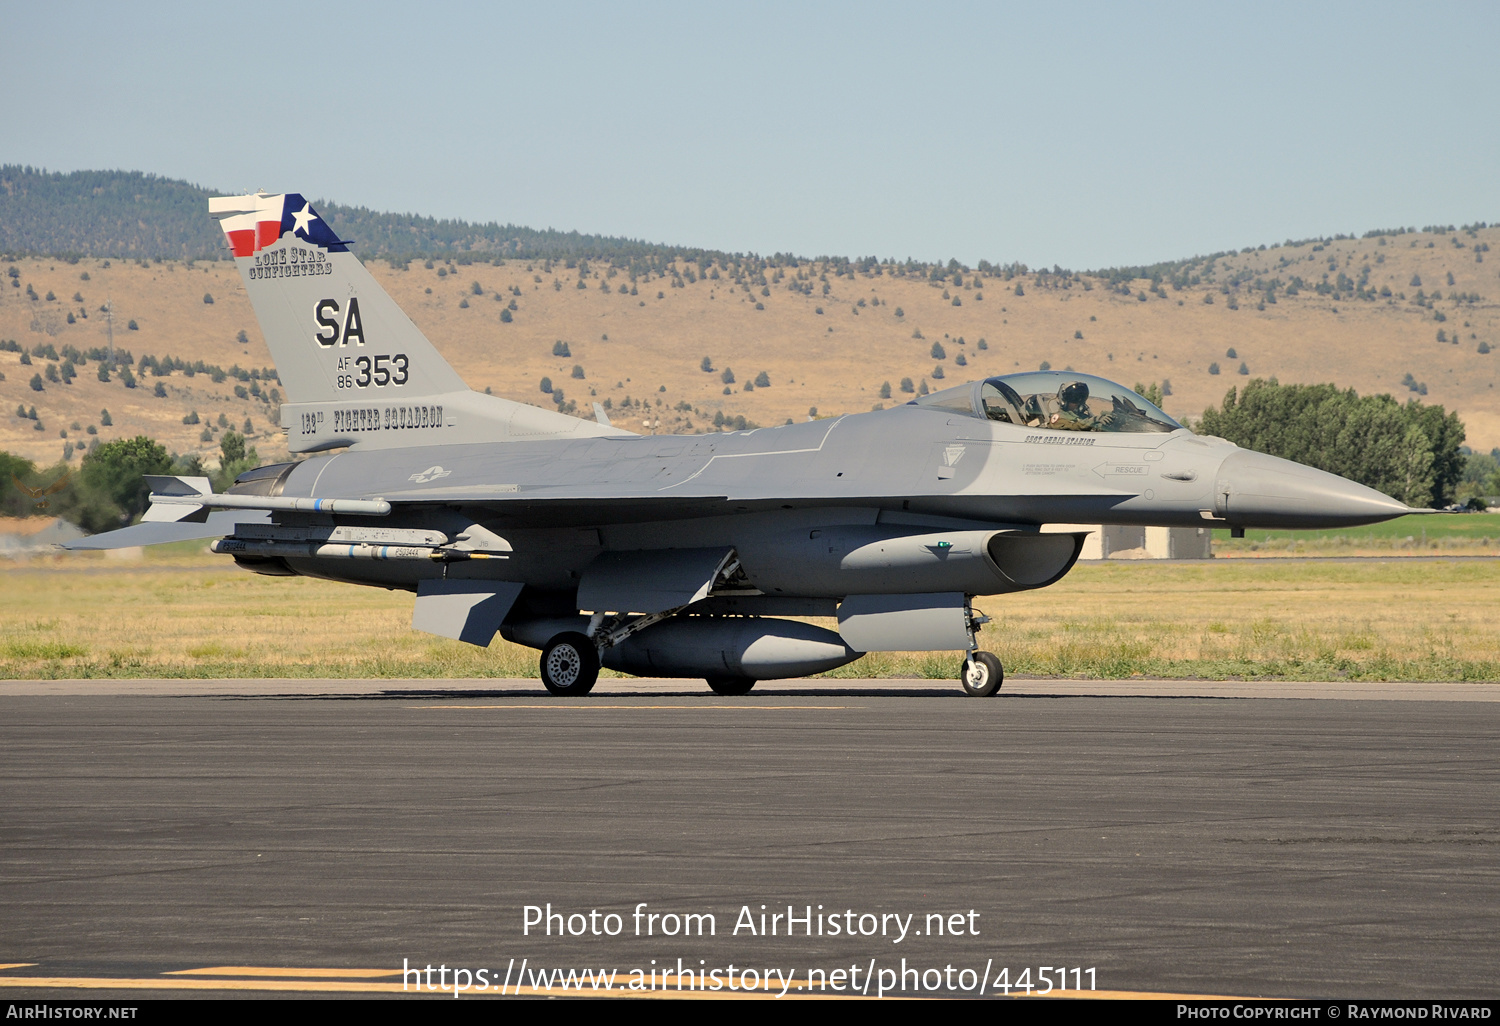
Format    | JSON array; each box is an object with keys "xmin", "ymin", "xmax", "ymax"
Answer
[
  {"xmin": 578, "ymin": 547, "xmax": 735, "ymax": 614},
  {"xmin": 64, "ymin": 510, "xmax": 272, "ymax": 550}
]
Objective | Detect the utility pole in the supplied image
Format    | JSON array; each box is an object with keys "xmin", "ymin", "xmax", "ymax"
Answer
[{"xmin": 104, "ymin": 297, "xmax": 114, "ymax": 366}]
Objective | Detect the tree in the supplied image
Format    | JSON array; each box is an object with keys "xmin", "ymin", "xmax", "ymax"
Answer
[
  {"xmin": 78, "ymin": 435, "xmax": 173, "ymax": 528},
  {"xmin": 899, "ymin": 377, "xmax": 915, "ymax": 393},
  {"xmin": 213, "ymin": 431, "xmax": 260, "ymax": 492},
  {"xmin": 540, "ymin": 376, "xmax": 553, "ymax": 394},
  {"xmin": 1208, "ymin": 363, "xmax": 1221, "ymax": 375},
  {"xmin": 754, "ymin": 371, "xmax": 771, "ymax": 388},
  {"xmin": 471, "ymin": 280, "xmax": 483, "ymax": 295},
  {"xmin": 153, "ymin": 381, "xmax": 167, "ymax": 397},
  {"xmin": 553, "ymin": 340, "xmax": 571, "ymax": 357},
  {"xmin": 700, "ymin": 356, "xmax": 714, "ymax": 372},
  {"xmin": 879, "ymin": 381, "xmax": 892, "ymax": 399},
  {"xmin": 203, "ymin": 292, "xmax": 214, "ymax": 304},
  {"xmin": 0, "ymin": 450, "xmax": 40, "ymax": 518},
  {"xmin": 101, "ymin": 409, "xmax": 112, "ymax": 426},
  {"xmin": 721, "ymin": 368, "xmax": 735, "ymax": 385},
  {"xmin": 236, "ymin": 330, "xmax": 249, "ymax": 345},
  {"xmin": 1238, "ymin": 362, "xmax": 1249, "ymax": 375},
  {"xmin": 29, "ymin": 373, "xmax": 43, "ymax": 391},
  {"xmin": 500, "ymin": 309, "xmax": 513, "ymax": 323},
  {"xmin": 219, "ymin": 431, "xmax": 247, "ymax": 465},
  {"xmin": 930, "ymin": 341, "xmax": 946, "ymax": 359},
  {"xmin": 1195, "ymin": 380, "xmax": 1464, "ymax": 507},
  {"xmin": 1133, "ymin": 382, "xmax": 1165, "ymax": 407},
  {"xmin": 571, "ymin": 365, "xmax": 585, "ymax": 379}
]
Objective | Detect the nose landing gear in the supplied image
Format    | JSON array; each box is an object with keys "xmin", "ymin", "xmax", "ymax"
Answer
[
  {"xmin": 960, "ymin": 651, "xmax": 1004, "ymax": 697},
  {"xmin": 958, "ymin": 599, "xmax": 1002, "ymax": 696}
]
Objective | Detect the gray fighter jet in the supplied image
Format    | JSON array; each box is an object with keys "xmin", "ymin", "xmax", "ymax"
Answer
[{"xmin": 69, "ymin": 193, "xmax": 1419, "ymax": 696}]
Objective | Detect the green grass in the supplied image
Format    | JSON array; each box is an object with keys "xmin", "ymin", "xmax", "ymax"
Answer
[{"xmin": 1213, "ymin": 512, "xmax": 1500, "ymax": 556}]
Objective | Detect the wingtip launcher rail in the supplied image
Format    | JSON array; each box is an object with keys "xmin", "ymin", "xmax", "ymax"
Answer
[{"xmin": 149, "ymin": 493, "xmax": 393, "ymax": 516}]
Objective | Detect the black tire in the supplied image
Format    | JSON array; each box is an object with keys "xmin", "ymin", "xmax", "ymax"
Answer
[
  {"xmin": 706, "ymin": 675, "xmax": 756, "ymax": 696},
  {"xmin": 959, "ymin": 651, "xmax": 1003, "ymax": 697},
  {"xmin": 540, "ymin": 632, "xmax": 600, "ymax": 696}
]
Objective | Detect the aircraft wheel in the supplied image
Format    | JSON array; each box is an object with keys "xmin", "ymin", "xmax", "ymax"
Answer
[
  {"xmin": 706, "ymin": 675, "xmax": 756, "ymax": 696},
  {"xmin": 960, "ymin": 651, "xmax": 1003, "ymax": 697},
  {"xmin": 540, "ymin": 632, "xmax": 600, "ymax": 696}
]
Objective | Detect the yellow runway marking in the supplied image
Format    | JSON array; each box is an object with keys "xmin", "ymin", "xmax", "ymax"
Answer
[
  {"xmin": 0, "ymin": 970, "xmax": 1261, "ymax": 1000},
  {"xmin": 166, "ymin": 965, "xmax": 399, "ymax": 978},
  {"xmin": 0, "ymin": 976, "xmax": 405, "ymax": 993},
  {"xmin": 411, "ymin": 704, "xmax": 855, "ymax": 711},
  {"xmin": 0, "ymin": 975, "xmax": 813, "ymax": 998}
]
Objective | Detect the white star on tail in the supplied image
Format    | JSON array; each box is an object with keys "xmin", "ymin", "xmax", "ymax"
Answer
[{"xmin": 290, "ymin": 202, "xmax": 318, "ymax": 236}]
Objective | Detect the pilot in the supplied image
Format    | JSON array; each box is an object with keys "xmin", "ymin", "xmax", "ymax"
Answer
[{"xmin": 1048, "ymin": 381, "xmax": 1096, "ymax": 430}]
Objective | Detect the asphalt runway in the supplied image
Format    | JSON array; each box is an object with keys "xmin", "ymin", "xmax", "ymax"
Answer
[{"xmin": 1, "ymin": 677, "xmax": 1497, "ymax": 1000}]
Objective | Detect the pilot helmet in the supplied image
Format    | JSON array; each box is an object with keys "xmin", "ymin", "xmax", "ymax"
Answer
[{"xmin": 1059, "ymin": 381, "xmax": 1089, "ymax": 406}]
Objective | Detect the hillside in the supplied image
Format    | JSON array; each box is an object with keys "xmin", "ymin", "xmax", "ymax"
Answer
[
  {"xmin": 0, "ymin": 166, "xmax": 734, "ymax": 264},
  {"xmin": 2, "ymin": 225, "xmax": 1497, "ymax": 470}
]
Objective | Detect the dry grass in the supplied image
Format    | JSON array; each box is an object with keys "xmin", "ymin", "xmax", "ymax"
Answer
[
  {"xmin": 3, "ymin": 549, "xmax": 1496, "ymax": 682},
  {"xmin": 4, "ymin": 224, "xmax": 1499, "ymax": 470}
]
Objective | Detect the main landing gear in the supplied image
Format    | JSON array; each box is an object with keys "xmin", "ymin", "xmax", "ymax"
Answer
[
  {"xmin": 706, "ymin": 675, "xmax": 756, "ymax": 696},
  {"xmin": 539, "ymin": 632, "xmax": 600, "ymax": 696}
]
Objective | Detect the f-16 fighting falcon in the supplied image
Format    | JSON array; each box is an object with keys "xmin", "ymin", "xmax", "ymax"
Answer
[{"xmin": 69, "ymin": 193, "xmax": 1419, "ymax": 696}]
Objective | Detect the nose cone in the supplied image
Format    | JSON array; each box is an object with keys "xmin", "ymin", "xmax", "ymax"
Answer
[{"xmin": 1215, "ymin": 449, "xmax": 1415, "ymax": 529}]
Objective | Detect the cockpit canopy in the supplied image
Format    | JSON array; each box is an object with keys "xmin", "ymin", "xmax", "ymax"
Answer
[{"xmin": 914, "ymin": 372, "xmax": 1183, "ymax": 434}]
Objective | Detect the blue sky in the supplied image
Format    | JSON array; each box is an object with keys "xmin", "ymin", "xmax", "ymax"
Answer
[{"xmin": 5, "ymin": 1, "xmax": 1498, "ymax": 268}]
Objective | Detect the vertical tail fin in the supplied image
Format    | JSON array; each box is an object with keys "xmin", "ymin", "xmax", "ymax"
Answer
[{"xmin": 209, "ymin": 192, "xmax": 621, "ymax": 451}]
